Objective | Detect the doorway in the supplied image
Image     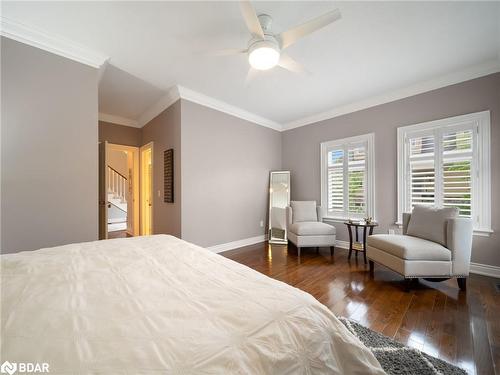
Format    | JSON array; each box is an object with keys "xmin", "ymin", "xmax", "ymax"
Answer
[
  {"xmin": 98, "ymin": 142, "xmax": 140, "ymax": 239},
  {"xmin": 140, "ymin": 142, "xmax": 153, "ymax": 235}
]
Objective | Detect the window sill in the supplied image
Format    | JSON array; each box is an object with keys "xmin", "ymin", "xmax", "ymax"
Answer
[{"xmin": 393, "ymin": 222, "xmax": 493, "ymax": 237}]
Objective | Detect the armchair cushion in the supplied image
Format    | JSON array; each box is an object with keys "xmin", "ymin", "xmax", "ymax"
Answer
[
  {"xmin": 447, "ymin": 218, "xmax": 473, "ymax": 275},
  {"xmin": 367, "ymin": 234, "xmax": 451, "ymax": 261},
  {"xmin": 290, "ymin": 201, "xmax": 317, "ymax": 223},
  {"xmin": 406, "ymin": 205, "xmax": 459, "ymax": 246},
  {"xmin": 289, "ymin": 222, "xmax": 336, "ymax": 236}
]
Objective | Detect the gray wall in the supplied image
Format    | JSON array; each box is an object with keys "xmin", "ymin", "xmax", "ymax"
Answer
[
  {"xmin": 282, "ymin": 73, "xmax": 500, "ymax": 267},
  {"xmin": 99, "ymin": 121, "xmax": 141, "ymax": 147},
  {"xmin": 181, "ymin": 99, "xmax": 282, "ymax": 247},
  {"xmin": 107, "ymin": 149, "xmax": 128, "ymax": 177},
  {"xmin": 1, "ymin": 38, "xmax": 99, "ymax": 253},
  {"xmin": 141, "ymin": 100, "xmax": 182, "ymax": 237}
]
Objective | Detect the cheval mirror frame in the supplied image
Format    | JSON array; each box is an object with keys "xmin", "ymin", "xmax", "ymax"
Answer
[{"xmin": 268, "ymin": 171, "xmax": 291, "ymax": 245}]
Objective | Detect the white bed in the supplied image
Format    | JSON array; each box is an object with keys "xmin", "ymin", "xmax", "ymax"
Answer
[{"xmin": 1, "ymin": 235, "xmax": 384, "ymax": 374}]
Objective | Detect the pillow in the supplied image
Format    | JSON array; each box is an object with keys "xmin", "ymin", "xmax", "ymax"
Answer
[
  {"xmin": 406, "ymin": 205, "xmax": 459, "ymax": 246},
  {"xmin": 290, "ymin": 201, "xmax": 318, "ymax": 223}
]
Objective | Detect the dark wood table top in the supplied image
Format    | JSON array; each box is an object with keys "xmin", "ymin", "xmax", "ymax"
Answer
[{"xmin": 343, "ymin": 221, "xmax": 378, "ymax": 227}]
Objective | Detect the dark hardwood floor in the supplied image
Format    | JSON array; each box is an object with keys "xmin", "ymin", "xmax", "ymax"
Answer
[
  {"xmin": 108, "ymin": 230, "xmax": 132, "ymax": 239},
  {"xmin": 222, "ymin": 242, "xmax": 499, "ymax": 375}
]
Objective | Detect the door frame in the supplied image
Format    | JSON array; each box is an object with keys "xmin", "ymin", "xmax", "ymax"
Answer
[
  {"xmin": 140, "ymin": 142, "xmax": 154, "ymax": 235},
  {"xmin": 108, "ymin": 143, "xmax": 140, "ymax": 236},
  {"xmin": 98, "ymin": 141, "xmax": 108, "ymax": 240}
]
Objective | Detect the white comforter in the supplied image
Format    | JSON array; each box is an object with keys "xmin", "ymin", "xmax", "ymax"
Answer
[{"xmin": 1, "ymin": 235, "xmax": 384, "ymax": 374}]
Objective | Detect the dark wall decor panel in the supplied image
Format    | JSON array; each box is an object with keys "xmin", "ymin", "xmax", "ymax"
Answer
[{"xmin": 164, "ymin": 149, "xmax": 174, "ymax": 203}]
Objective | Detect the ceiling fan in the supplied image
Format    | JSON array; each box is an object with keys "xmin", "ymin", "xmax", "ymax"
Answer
[{"xmin": 218, "ymin": 1, "xmax": 341, "ymax": 79}]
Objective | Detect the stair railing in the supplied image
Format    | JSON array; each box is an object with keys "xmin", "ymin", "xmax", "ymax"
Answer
[{"xmin": 107, "ymin": 166, "xmax": 127, "ymax": 203}]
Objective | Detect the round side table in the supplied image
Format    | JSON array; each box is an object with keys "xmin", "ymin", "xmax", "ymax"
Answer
[{"xmin": 344, "ymin": 221, "xmax": 378, "ymax": 264}]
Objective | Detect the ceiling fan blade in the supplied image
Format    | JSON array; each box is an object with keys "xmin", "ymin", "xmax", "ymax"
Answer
[
  {"xmin": 278, "ymin": 8, "xmax": 341, "ymax": 49},
  {"xmin": 210, "ymin": 48, "xmax": 247, "ymax": 57},
  {"xmin": 278, "ymin": 54, "xmax": 307, "ymax": 74},
  {"xmin": 244, "ymin": 67, "xmax": 259, "ymax": 86},
  {"xmin": 240, "ymin": 1, "xmax": 265, "ymax": 39}
]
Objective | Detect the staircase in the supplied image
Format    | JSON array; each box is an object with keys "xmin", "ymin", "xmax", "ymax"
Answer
[{"xmin": 107, "ymin": 166, "xmax": 127, "ymax": 232}]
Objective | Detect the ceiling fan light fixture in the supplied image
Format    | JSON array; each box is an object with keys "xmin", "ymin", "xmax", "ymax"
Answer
[{"xmin": 248, "ymin": 40, "xmax": 280, "ymax": 70}]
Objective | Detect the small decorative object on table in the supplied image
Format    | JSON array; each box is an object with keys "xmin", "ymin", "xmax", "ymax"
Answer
[{"xmin": 344, "ymin": 220, "xmax": 378, "ymax": 264}]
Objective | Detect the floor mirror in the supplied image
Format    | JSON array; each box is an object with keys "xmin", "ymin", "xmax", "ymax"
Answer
[{"xmin": 268, "ymin": 171, "xmax": 291, "ymax": 244}]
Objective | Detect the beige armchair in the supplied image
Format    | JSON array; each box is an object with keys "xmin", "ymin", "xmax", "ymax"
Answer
[
  {"xmin": 366, "ymin": 206, "xmax": 473, "ymax": 291},
  {"xmin": 286, "ymin": 201, "xmax": 336, "ymax": 258}
]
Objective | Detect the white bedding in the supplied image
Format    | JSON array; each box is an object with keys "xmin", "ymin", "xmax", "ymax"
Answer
[{"xmin": 1, "ymin": 235, "xmax": 384, "ymax": 374}]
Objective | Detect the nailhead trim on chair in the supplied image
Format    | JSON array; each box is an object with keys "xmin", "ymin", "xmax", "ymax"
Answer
[{"xmin": 368, "ymin": 259, "xmax": 469, "ymax": 278}]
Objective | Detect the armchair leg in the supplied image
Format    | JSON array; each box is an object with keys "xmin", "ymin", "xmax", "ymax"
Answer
[
  {"xmin": 369, "ymin": 260, "xmax": 374, "ymax": 275},
  {"xmin": 316, "ymin": 247, "xmax": 319, "ymax": 254},
  {"xmin": 330, "ymin": 246, "xmax": 335, "ymax": 257},
  {"xmin": 457, "ymin": 277, "xmax": 467, "ymax": 291},
  {"xmin": 297, "ymin": 247, "xmax": 301, "ymax": 258}
]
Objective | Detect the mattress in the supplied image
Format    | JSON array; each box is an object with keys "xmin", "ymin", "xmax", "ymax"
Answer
[{"xmin": 1, "ymin": 235, "xmax": 384, "ymax": 374}]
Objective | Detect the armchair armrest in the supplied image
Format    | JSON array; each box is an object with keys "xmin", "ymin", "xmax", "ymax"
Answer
[
  {"xmin": 447, "ymin": 218, "xmax": 473, "ymax": 276},
  {"xmin": 402, "ymin": 213, "xmax": 411, "ymax": 235},
  {"xmin": 286, "ymin": 206, "xmax": 293, "ymax": 229},
  {"xmin": 316, "ymin": 206, "xmax": 324, "ymax": 222}
]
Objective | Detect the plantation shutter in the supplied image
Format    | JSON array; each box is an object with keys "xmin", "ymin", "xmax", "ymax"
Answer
[
  {"xmin": 347, "ymin": 146, "xmax": 366, "ymax": 215},
  {"xmin": 398, "ymin": 111, "xmax": 490, "ymax": 233},
  {"xmin": 326, "ymin": 143, "xmax": 367, "ymax": 218},
  {"xmin": 409, "ymin": 135, "xmax": 435, "ymax": 208},
  {"xmin": 442, "ymin": 129, "xmax": 473, "ymax": 217},
  {"xmin": 405, "ymin": 127, "xmax": 475, "ymax": 219},
  {"xmin": 327, "ymin": 149, "xmax": 344, "ymax": 214}
]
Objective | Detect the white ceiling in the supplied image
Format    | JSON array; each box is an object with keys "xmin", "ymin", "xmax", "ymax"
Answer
[
  {"xmin": 2, "ymin": 1, "xmax": 500, "ymax": 129},
  {"xmin": 98, "ymin": 65, "xmax": 165, "ymax": 121}
]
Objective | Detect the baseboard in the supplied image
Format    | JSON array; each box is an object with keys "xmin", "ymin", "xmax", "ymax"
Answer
[
  {"xmin": 335, "ymin": 240, "xmax": 349, "ymax": 250},
  {"xmin": 207, "ymin": 235, "xmax": 266, "ymax": 254},
  {"xmin": 470, "ymin": 262, "xmax": 500, "ymax": 278}
]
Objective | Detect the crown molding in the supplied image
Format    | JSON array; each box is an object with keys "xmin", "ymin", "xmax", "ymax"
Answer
[
  {"xmin": 0, "ymin": 16, "xmax": 108, "ymax": 68},
  {"xmin": 283, "ymin": 58, "xmax": 500, "ymax": 131},
  {"xmin": 138, "ymin": 86, "xmax": 180, "ymax": 127},
  {"xmin": 99, "ymin": 113, "xmax": 139, "ymax": 128},
  {"xmin": 137, "ymin": 85, "xmax": 282, "ymax": 131},
  {"xmin": 177, "ymin": 86, "xmax": 282, "ymax": 131}
]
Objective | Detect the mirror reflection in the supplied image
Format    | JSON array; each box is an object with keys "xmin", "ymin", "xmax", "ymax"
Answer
[{"xmin": 268, "ymin": 171, "xmax": 290, "ymax": 244}]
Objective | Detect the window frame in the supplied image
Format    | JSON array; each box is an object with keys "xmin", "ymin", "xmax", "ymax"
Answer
[
  {"xmin": 320, "ymin": 133, "xmax": 375, "ymax": 221},
  {"xmin": 397, "ymin": 111, "xmax": 492, "ymax": 236}
]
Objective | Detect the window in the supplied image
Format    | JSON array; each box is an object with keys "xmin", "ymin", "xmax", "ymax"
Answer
[
  {"xmin": 397, "ymin": 111, "xmax": 491, "ymax": 236},
  {"xmin": 321, "ymin": 133, "xmax": 375, "ymax": 220}
]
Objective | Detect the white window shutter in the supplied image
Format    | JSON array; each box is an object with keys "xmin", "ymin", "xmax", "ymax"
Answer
[
  {"xmin": 321, "ymin": 133, "xmax": 374, "ymax": 220},
  {"xmin": 409, "ymin": 135, "xmax": 435, "ymax": 209},
  {"xmin": 327, "ymin": 149, "xmax": 344, "ymax": 213},
  {"xmin": 397, "ymin": 111, "xmax": 491, "ymax": 235},
  {"xmin": 347, "ymin": 146, "xmax": 366, "ymax": 215},
  {"xmin": 442, "ymin": 129, "xmax": 473, "ymax": 218}
]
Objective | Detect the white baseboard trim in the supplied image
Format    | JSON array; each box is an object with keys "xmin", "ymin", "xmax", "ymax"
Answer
[
  {"xmin": 470, "ymin": 262, "xmax": 500, "ymax": 278},
  {"xmin": 207, "ymin": 235, "xmax": 266, "ymax": 254}
]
